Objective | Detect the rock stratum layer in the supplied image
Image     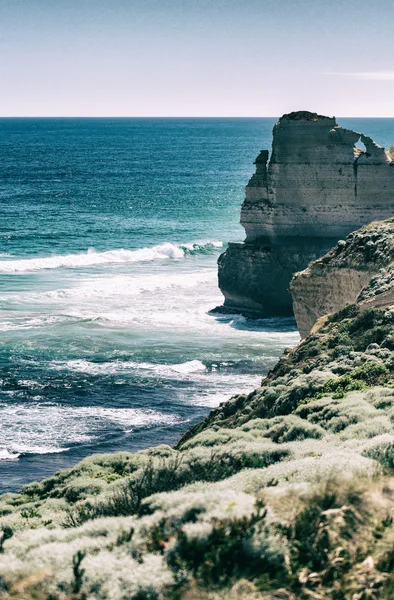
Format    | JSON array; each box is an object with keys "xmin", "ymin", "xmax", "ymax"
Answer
[
  {"xmin": 291, "ymin": 219, "xmax": 394, "ymax": 338},
  {"xmin": 216, "ymin": 111, "xmax": 394, "ymax": 317},
  {"xmin": 6, "ymin": 223, "xmax": 394, "ymax": 598}
]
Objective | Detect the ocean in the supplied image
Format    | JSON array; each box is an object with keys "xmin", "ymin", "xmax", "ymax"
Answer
[{"xmin": 1, "ymin": 117, "xmax": 393, "ymax": 493}]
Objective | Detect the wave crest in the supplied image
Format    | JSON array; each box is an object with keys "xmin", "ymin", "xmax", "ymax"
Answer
[{"xmin": 0, "ymin": 241, "xmax": 223, "ymax": 273}]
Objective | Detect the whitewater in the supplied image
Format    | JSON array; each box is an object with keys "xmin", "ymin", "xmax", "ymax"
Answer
[
  {"xmin": 2, "ymin": 117, "xmax": 391, "ymax": 492},
  {"xmin": 0, "ymin": 241, "xmax": 223, "ymax": 273}
]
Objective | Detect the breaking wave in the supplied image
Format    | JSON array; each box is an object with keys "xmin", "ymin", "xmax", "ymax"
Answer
[
  {"xmin": 0, "ymin": 241, "xmax": 223, "ymax": 273},
  {"xmin": 51, "ymin": 359, "xmax": 207, "ymax": 377},
  {"xmin": 0, "ymin": 404, "xmax": 183, "ymax": 460}
]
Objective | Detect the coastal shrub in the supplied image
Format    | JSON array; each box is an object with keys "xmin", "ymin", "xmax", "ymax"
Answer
[
  {"xmin": 329, "ymin": 303, "xmax": 360, "ymax": 323},
  {"xmin": 7, "ymin": 286, "xmax": 394, "ymax": 598},
  {"xmin": 348, "ymin": 308, "xmax": 379, "ymax": 333},
  {"xmin": 262, "ymin": 418, "xmax": 323, "ymax": 443},
  {"xmin": 381, "ymin": 334, "xmax": 394, "ymax": 351},
  {"xmin": 20, "ymin": 507, "xmax": 41, "ymax": 520},
  {"xmin": 78, "ymin": 551, "xmax": 173, "ymax": 600},
  {"xmin": 166, "ymin": 500, "xmax": 288, "ymax": 589},
  {"xmin": 143, "ymin": 506, "xmax": 209, "ymax": 555},
  {"xmin": 286, "ymin": 480, "xmax": 366, "ymax": 586},
  {"xmin": 310, "ymin": 362, "xmax": 390, "ymax": 400},
  {"xmin": 71, "ymin": 549, "xmax": 86, "ymax": 594},
  {"xmin": 358, "ymin": 326, "xmax": 392, "ymax": 350},
  {"xmin": 163, "ymin": 478, "xmax": 388, "ymax": 597},
  {"xmin": 364, "ymin": 442, "xmax": 394, "ymax": 470},
  {"xmin": 335, "ymin": 308, "xmax": 392, "ymax": 352},
  {"xmin": 321, "ymin": 375, "xmax": 367, "ymax": 398},
  {"xmin": 260, "ymin": 371, "xmax": 335, "ymax": 416},
  {"xmin": 0, "ymin": 527, "xmax": 13, "ymax": 553},
  {"xmin": 295, "ymin": 393, "xmax": 385, "ymax": 435},
  {"xmin": 298, "ymin": 340, "xmax": 323, "ymax": 359},
  {"xmin": 181, "ymin": 428, "xmax": 250, "ymax": 448},
  {"xmin": 351, "ymin": 362, "xmax": 389, "ymax": 384},
  {"xmin": 367, "ymin": 387, "xmax": 394, "ymax": 410},
  {"xmin": 69, "ymin": 448, "xmax": 290, "ymax": 524},
  {"xmin": 20, "ymin": 453, "xmax": 143, "ymax": 504},
  {"xmin": 293, "ymin": 336, "xmax": 323, "ymax": 361},
  {"xmin": 241, "ymin": 416, "xmax": 324, "ymax": 443},
  {"xmin": 62, "ymin": 480, "xmax": 105, "ymax": 503},
  {"xmin": 21, "ymin": 468, "xmax": 83, "ymax": 500},
  {"xmin": 4, "ymin": 475, "xmax": 394, "ymax": 599},
  {"xmin": 340, "ymin": 415, "xmax": 392, "ymax": 440}
]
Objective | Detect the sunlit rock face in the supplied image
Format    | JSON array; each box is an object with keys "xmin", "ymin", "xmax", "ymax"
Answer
[
  {"xmin": 291, "ymin": 220, "xmax": 394, "ymax": 338},
  {"xmin": 215, "ymin": 111, "xmax": 394, "ymax": 318}
]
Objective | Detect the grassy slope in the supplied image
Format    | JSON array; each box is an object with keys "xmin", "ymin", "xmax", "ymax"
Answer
[{"xmin": 4, "ymin": 229, "xmax": 394, "ymax": 597}]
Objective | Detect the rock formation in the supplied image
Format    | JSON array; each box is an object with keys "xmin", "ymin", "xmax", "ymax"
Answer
[
  {"xmin": 291, "ymin": 219, "xmax": 394, "ymax": 338},
  {"xmin": 215, "ymin": 111, "xmax": 394, "ymax": 317}
]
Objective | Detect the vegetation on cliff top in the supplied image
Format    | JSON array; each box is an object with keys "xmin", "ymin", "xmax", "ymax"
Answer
[{"xmin": 5, "ymin": 243, "xmax": 394, "ymax": 597}]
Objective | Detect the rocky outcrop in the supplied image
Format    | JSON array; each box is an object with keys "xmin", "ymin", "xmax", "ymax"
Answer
[
  {"xmin": 215, "ymin": 111, "xmax": 394, "ymax": 317},
  {"xmin": 291, "ymin": 219, "xmax": 394, "ymax": 338}
]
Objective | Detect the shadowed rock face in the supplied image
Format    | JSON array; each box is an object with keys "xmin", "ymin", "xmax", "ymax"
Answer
[{"xmin": 215, "ymin": 111, "xmax": 394, "ymax": 318}]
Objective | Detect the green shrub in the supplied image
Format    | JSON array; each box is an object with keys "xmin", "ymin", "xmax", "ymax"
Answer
[
  {"xmin": 351, "ymin": 362, "xmax": 388, "ymax": 384},
  {"xmin": 284, "ymin": 480, "xmax": 368, "ymax": 593},
  {"xmin": 348, "ymin": 308, "xmax": 379, "ymax": 333},
  {"xmin": 0, "ymin": 526, "xmax": 13, "ymax": 553},
  {"xmin": 327, "ymin": 331, "xmax": 353, "ymax": 349},
  {"xmin": 20, "ymin": 507, "xmax": 41, "ymax": 519},
  {"xmin": 329, "ymin": 304, "xmax": 360, "ymax": 323},
  {"xmin": 167, "ymin": 501, "xmax": 287, "ymax": 588},
  {"xmin": 356, "ymin": 326, "xmax": 392, "ymax": 350},
  {"xmin": 71, "ymin": 550, "xmax": 86, "ymax": 594},
  {"xmin": 313, "ymin": 362, "xmax": 390, "ymax": 400},
  {"xmin": 364, "ymin": 443, "xmax": 394, "ymax": 471},
  {"xmin": 66, "ymin": 449, "xmax": 289, "ymax": 525},
  {"xmin": 245, "ymin": 416, "xmax": 324, "ymax": 443}
]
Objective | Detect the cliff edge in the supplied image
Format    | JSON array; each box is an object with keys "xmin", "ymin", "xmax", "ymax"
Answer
[
  {"xmin": 291, "ymin": 219, "xmax": 394, "ymax": 338},
  {"xmin": 215, "ymin": 111, "xmax": 394, "ymax": 317}
]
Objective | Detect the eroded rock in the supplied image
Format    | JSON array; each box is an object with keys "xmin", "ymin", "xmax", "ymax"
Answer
[
  {"xmin": 291, "ymin": 220, "xmax": 394, "ymax": 338},
  {"xmin": 215, "ymin": 111, "xmax": 394, "ymax": 317}
]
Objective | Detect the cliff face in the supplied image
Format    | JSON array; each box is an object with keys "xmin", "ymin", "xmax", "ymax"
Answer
[
  {"xmin": 291, "ymin": 219, "xmax": 394, "ymax": 338},
  {"xmin": 216, "ymin": 111, "xmax": 394, "ymax": 317}
]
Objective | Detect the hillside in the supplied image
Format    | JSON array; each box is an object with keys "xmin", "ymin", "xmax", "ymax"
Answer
[{"xmin": 3, "ymin": 227, "xmax": 394, "ymax": 598}]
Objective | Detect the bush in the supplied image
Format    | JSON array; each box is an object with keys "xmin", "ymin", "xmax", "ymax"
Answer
[
  {"xmin": 365, "ymin": 442, "xmax": 394, "ymax": 471},
  {"xmin": 329, "ymin": 304, "xmax": 360, "ymax": 323},
  {"xmin": 0, "ymin": 526, "xmax": 13, "ymax": 553},
  {"xmin": 315, "ymin": 362, "xmax": 390, "ymax": 399},
  {"xmin": 348, "ymin": 308, "xmax": 379, "ymax": 333},
  {"xmin": 243, "ymin": 416, "xmax": 324, "ymax": 443},
  {"xmin": 65, "ymin": 449, "xmax": 290, "ymax": 525},
  {"xmin": 351, "ymin": 362, "xmax": 388, "ymax": 385},
  {"xmin": 167, "ymin": 501, "xmax": 287, "ymax": 588}
]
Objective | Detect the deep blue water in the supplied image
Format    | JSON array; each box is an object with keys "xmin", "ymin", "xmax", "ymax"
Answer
[{"xmin": 0, "ymin": 117, "xmax": 393, "ymax": 492}]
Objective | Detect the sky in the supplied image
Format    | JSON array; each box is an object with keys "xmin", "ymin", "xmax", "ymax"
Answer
[{"xmin": 1, "ymin": 0, "xmax": 394, "ymax": 117}]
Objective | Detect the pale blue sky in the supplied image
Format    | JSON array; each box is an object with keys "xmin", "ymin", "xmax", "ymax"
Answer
[{"xmin": 1, "ymin": 0, "xmax": 393, "ymax": 116}]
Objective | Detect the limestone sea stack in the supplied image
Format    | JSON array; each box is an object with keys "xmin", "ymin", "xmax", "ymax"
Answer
[{"xmin": 214, "ymin": 111, "xmax": 394, "ymax": 318}]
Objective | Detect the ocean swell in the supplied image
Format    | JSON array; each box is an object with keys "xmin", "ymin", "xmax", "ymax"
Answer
[{"xmin": 0, "ymin": 241, "xmax": 223, "ymax": 273}]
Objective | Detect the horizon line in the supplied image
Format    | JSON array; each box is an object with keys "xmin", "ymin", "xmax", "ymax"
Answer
[{"xmin": 1, "ymin": 115, "xmax": 394, "ymax": 119}]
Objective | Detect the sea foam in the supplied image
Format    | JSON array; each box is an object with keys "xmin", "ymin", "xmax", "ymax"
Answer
[
  {"xmin": 0, "ymin": 404, "xmax": 182, "ymax": 459},
  {"xmin": 51, "ymin": 358, "xmax": 207, "ymax": 377},
  {"xmin": 0, "ymin": 241, "xmax": 223, "ymax": 273}
]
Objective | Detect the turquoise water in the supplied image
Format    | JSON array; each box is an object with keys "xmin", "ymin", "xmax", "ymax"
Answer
[{"xmin": 1, "ymin": 117, "xmax": 393, "ymax": 492}]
